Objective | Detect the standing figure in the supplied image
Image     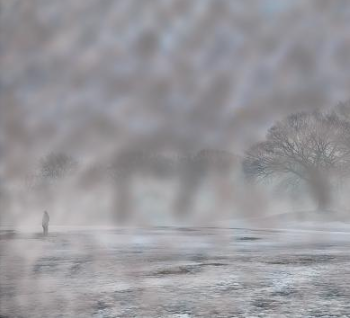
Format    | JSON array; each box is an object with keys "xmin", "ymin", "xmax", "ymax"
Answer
[{"xmin": 42, "ymin": 211, "xmax": 50, "ymax": 236}]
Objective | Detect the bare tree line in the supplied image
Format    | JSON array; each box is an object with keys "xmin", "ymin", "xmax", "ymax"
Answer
[
  {"xmin": 3, "ymin": 102, "xmax": 350, "ymax": 225},
  {"xmin": 21, "ymin": 149, "xmax": 238, "ymax": 222},
  {"xmin": 8, "ymin": 101, "xmax": 350, "ymax": 222}
]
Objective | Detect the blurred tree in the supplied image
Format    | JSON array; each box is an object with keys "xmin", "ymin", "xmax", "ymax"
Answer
[
  {"xmin": 39, "ymin": 152, "xmax": 78, "ymax": 182},
  {"xmin": 35, "ymin": 152, "xmax": 79, "ymax": 216},
  {"xmin": 109, "ymin": 149, "xmax": 238, "ymax": 222},
  {"xmin": 243, "ymin": 110, "xmax": 350, "ymax": 210},
  {"xmin": 334, "ymin": 100, "xmax": 350, "ymax": 121}
]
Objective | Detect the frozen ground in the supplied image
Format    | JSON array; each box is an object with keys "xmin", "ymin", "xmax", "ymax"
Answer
[{"xmin": 1, "ymin": 226, "xmax": 350, "ymax": 318}]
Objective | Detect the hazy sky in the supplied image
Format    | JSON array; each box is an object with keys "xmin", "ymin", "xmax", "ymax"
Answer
[{"xmin": 1, "ymin": 0, "xmax": 350, "ymax": 176}]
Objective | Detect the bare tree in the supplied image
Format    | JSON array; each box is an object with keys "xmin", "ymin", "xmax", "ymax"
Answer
[{"xmin": 243, "ymin": 110, "xmax": 350, "ymax": 210}]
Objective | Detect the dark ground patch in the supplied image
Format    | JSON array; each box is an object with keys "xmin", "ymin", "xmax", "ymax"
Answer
[
  {"xmin": 265, "ymin": 254, "xmax": 336, "ymax": 265},
  {"xmin": 252, "ymin": 298, "xmax": 280, "ymax": 310},
  {"xmin": 236, "ymin": 236, "xmax": 262, "ymax": 241},
  {"xmin": 153, "ymin": 265, "xmax": 201, "ymax": 276},
  {"xmin": 152, "ymin": 262, "xmax": 227, "ymax": 276}
]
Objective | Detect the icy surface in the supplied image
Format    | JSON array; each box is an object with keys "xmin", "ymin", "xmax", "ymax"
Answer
[{"xmin": 1, "ymin": 227, "xmax": 350, "ymax": 317}]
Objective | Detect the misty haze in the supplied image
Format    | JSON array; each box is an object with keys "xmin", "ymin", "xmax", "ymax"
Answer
[{"xmin": 1, "ymin": 1, "xmax": 350, "ymax": 317}]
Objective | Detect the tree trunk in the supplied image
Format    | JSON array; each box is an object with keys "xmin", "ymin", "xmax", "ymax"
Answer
[{"xmin": 309, "ymin": 171, "xmax": 332, "ymax": 212}]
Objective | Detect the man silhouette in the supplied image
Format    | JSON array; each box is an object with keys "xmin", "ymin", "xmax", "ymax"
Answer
[{"xmin": 42, "ymin": 211, "xmax": 50, "ymax": 236}]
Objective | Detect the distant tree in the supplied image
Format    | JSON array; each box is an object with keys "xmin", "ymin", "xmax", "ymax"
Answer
[
  {"xmin": 39, "ymin": 152, "xmax": 78, "ymax": 182},
  {"xmin": 334, "ymin": 100, "xmax": 350, "ymax": 121},
  {"xmin": 107, "ymin": 149, "xmax": 238, "ymax": 222},
  {"xmin": 243, "ymin": 110, "xmax": 350, "ymax": 210}
]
